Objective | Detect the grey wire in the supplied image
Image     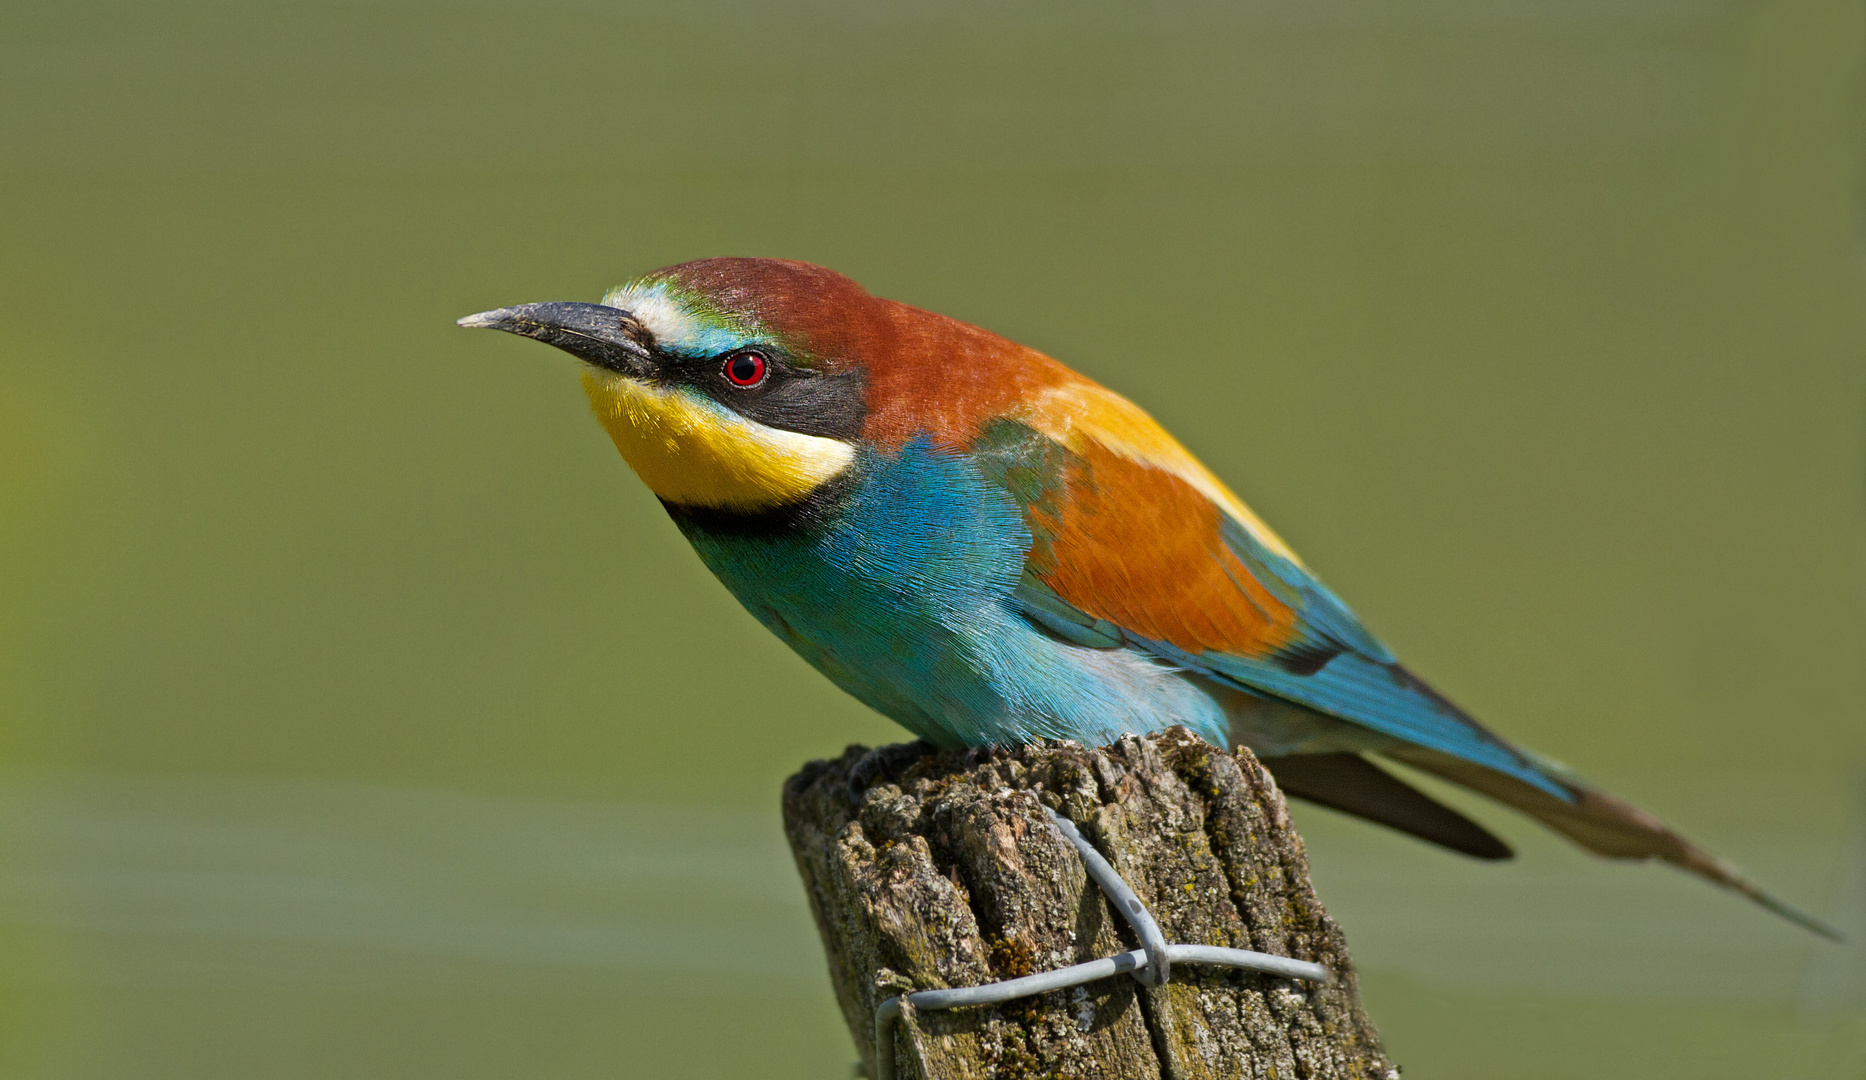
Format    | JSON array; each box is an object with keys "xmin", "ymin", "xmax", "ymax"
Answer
[
  {"xmin": 1167, "ymin": 944, "xmax": 1331, "ymax": 982},
  {"xmin": 1043, "ymin": 807, "xmax": 1170, "ymax": 987},
  {"xmin": 873, "ymin": 944, "xmax": 1331, "ymax": 1078},
  {"xmin": 868, "ymin": 806, "xmax": 1332, "ymax": 1079}
]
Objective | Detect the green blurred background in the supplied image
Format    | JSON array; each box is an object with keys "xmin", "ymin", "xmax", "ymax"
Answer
[{"xmin": 3, "ymin": 0, "xmax": 1863, "ymax": 1076}]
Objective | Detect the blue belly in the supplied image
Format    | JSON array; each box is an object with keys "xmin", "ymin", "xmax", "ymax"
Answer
[{"xmin": 673, "ymin": 440, "xmax": 1231, "ymax": 749}]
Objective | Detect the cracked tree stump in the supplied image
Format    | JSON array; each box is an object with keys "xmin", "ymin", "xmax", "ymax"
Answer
[{"xmin": 782, "ymin": 726, "xmax": 1395, "ymax": 1080}]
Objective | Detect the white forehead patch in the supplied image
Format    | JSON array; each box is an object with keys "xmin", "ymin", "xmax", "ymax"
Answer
[{"xmin": 601, "ymin": 280, "xmax": 750, "ymax": 357}]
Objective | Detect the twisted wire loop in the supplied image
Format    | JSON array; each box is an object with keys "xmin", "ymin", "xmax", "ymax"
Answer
[{"xmin": 870, "ymin": 807, "xmax": 1332, "ymax": 1079}]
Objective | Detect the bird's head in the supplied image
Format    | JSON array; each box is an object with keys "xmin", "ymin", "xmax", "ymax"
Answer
[
  {"xmin": 460, "ymin": 258, "xmax": 909, "ymax": 513},
  {"xmin": 462, "ymin": 256, "xmax": 1111, "ymax": 519}
]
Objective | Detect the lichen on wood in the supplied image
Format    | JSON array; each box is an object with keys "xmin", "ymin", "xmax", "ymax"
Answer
[{"xmin": 782, "ymin": 726, "xmax": 1394, "ymax": 1080}]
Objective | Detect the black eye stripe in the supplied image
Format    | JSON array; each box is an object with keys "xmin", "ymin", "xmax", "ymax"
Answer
[{"xmin": 659, "ymin": 345, "xmax": 865, "ymax": 441}]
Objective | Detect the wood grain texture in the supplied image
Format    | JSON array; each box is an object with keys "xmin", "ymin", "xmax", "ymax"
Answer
[{"xmin": 783, "ymin": 727, "xmax": 1394, "ymax": 1080}]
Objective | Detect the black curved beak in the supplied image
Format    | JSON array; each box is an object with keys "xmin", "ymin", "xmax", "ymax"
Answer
[{"xmin": 457, "ymin": 301, "xmax": 657, "ymax": 378}]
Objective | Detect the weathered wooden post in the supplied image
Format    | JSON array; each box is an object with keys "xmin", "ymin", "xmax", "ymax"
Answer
[{"xmin": 783, "ymin": 726, "xmax": 1395, "ymax": 1079}]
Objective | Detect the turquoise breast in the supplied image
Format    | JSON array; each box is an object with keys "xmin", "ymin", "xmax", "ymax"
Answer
[{"xmin": 672, "ymin": 438, "xmax": 1231, "ymax": 749}]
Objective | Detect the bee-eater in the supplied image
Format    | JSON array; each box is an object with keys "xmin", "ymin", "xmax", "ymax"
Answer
[{"xmin": 461, "ymin": 257, "xmax": 1833, "ymax": 937}]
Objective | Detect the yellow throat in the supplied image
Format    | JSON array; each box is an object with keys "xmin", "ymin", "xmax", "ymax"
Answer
[{"xmin": 580, "ymin": 367, "xmax": 856, "ymax": 511}]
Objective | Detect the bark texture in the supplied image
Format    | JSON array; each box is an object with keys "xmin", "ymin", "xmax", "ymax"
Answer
[{"xmin": 782, "ymin": 726, "xmax": 1395, "ymax": 1080}]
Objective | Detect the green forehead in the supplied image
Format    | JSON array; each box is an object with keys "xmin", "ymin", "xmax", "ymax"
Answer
[{"xmin": 601, "ymin": 278, "xmax": 771, "ymax": 358}]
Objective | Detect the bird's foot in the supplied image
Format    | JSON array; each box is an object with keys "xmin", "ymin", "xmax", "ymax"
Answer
[{"xmin": 845, "ymin": 740, "xmax": 936, "ymax": 806}]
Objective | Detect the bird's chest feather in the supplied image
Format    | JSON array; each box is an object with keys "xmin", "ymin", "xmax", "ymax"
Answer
[
  {"xmin": 672, "ymin": 440, "xmax": 1233, "ymax": 749},
  {"xmin": 673, "ymin": 442, "xmax": 1033, "ymax": 742}
]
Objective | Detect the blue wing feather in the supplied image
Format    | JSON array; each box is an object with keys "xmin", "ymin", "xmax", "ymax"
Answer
[
  {"xmin": 1198, "ymin": 650, "xmax": 1569, "ymax": 798},
  {"xmin": 1212, "ymin": 517, "xmax": 1572, "ymax": 795},
  {"xmin": 1216, "ymin": 517, "xmax": 1394, "ymax": 664},
  {"xmin": 1012, "ymin": 561, "xmax": 1574, "ymax": 802}
]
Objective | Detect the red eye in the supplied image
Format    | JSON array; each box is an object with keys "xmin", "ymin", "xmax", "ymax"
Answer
[{"xmin": 722, "ymin": 350, "xmax": 768, "ymax": 388}]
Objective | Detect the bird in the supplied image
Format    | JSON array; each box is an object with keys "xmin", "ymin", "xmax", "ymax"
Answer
[{"xmin": 460, "ymin": 256, "xmax": 1835, "ymax": 938}]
